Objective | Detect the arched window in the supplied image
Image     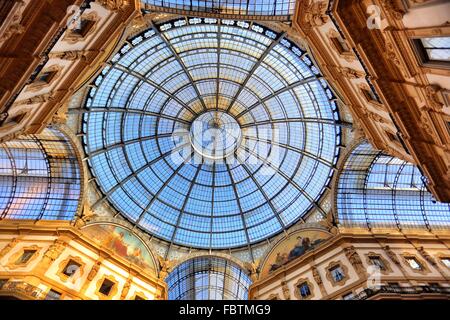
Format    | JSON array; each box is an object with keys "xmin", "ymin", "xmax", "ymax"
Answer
[
  {"xmin": 0, "ymin": 128, "xmax": 81, "ymax": 220},
  {"xmin": 166, "ymin": 256, "xmax": 251, "ymax": 300},
  {"xmin": 142, "ymin": 1, "xmax": 297, "ymax": 19},
  {"xmin": 336, "ymin": 142, "xmax": 450, "ymax": 230}
]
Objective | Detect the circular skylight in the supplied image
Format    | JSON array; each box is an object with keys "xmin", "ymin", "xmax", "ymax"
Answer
[
  {"xmin": 82, "ymin": 18, "xmax": 341, "ymax": 249},
  {"xmin": 190, "ymin": 111, "xmax": 242, "ymax": 160}
]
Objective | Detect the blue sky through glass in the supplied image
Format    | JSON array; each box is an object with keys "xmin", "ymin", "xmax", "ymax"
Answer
[{"xmin": 83, "ymin": 18, "xmax": 341, "ymax": 249}]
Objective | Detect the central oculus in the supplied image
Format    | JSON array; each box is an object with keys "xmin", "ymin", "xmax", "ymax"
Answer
[{"xmin": 189, "ymin": 111, "xmax": 242, "ymax": 160}]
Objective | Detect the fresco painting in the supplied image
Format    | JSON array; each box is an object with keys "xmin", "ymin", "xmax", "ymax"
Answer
[
  {"xmin": 261, "ymin": 229, "xmax": 332, "ymax": 276},
  {"xmin": 81, "ymin": 224, "xmax": 157, "ymax": 275}
]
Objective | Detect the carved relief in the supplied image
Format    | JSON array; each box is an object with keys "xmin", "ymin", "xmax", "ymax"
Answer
[
  {"xmin": 244, "ymin": 261, "xmax": 259, "ymax": 282},
  {"xmin": 157, "ymin": 255, "xmax": 173, "ymax": 280},
  {"xmin": 87, "ymin": 260, "xmax": 102, "ymax": 281},
  {"xmin": 120, "ymin": 278, "xmax": 132, "ymax": 299},
  {"xmin": 41, "ymin": 239, "xmax": 68, "ymax": 266},
  {"xmin": 382, "ymin": 245, "xmax": 401, "ymax": 266},
  {"xmin": 281, "ymin": 280, "xmax": 291, "ymax": 300},
  {"xmin": 12, "ymin": 92, "xmax": 55, "ymax": 106},
  {"xmin": 337, "ymin": 67, "xmax": 366, "ymax": 79},
  {"xmin": 303, "ymin": 0, "xmax": 329, "ymax": 28},
  {"xmin": 97, "ymin": 0, "xmax": 127, "ymax": 11},
  {"xmin": 343, "ymin": 246, "xmax": 365, "ymax": 276},
  {"xmin": 48, "ymin": 51, "xmax": 88, "ymax": 61},
  {"xmin": 0, "ymin": 238, "xmax": 20, "ymax": 259},
  {"xmin": 425, "ymin": 85, "xmax": 445, "ymax": 110},
  {"xmin": 380, "ymin": 0, "xmax": 406, "ymax": 20},
  {"xmin": 0, "ymin": 0, "xmax": 26, "ymax": 47},
  {"xmin": 417, "ymin": 247, "xmax": 437, "ymax": 266}
]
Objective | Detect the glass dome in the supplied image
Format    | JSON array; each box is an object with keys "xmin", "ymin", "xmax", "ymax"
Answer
[
  {"xmin": 166, "ymin": 256, "xmax": 252, "ymax": 300},
  {"xmin": 82, "ymin": 18, "xmax": 341, "ymax": 249}
]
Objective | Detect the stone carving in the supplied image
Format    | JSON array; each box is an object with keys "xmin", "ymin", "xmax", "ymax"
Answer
[
  {"xmin": 157, "ymin": 256, "xmax": 173, "ymax": 280},
  {"xmin": 48, "ymin": 51, "xmax": 87, "ymax": 61},
  {"xmin": 281, "ymin": 281, "xmax": 291, "ymax": 300},
  {"xmin": 338, "ymin": 67, "xmax": 366, "ymax": 79},
  {"xmin": 303, "ymin": 0, "xmax": 329, "ymax": 28},
  {"xmin": 381, "ymin": 0, "xmax": 406, "ymax": 20},
  {"xmin": 383, "ymin": 245, "xmax": 400, "ymax": 265},
  {"xmin": 343, "ymin": 246, "xmax": 365, "ymax": 275},
  {"xmin": 244, "ymin": 261, "xmax": 259, "ymax": 282},
  {"xmin": 311, "ymin": 265, "xmax": 327, "ymax": 295},
  {"xmin": 121, "ymin": 278, "xmax": 132, "ymax": 299},
  {"xmin": 98, "ymin": 0, "xmax": 127, "ymax": 11},
  {"xmin": 41, "ymin": 239, "xmax": 67, "ymax": 265},
  {"xmin": 87, "ymin": 260, "xmax": 102, "ymax": 281},
  {"xmin": 425, "ymin": 85, "xmax": 444, "ymax": 110},
  {"xmin": 0, "ymin": 238, "xmax": 19, "ymax": 259},
  {"xmin": 12, "ymin": 92, "xmax": 54, "ymax": 106},
  {"xmin": 0, "ymin": 0, "xmax": 26, "ymax": 47},
  {"xmin": 418, "ymin": 247, "xmax": 436, "ymax": 266}
]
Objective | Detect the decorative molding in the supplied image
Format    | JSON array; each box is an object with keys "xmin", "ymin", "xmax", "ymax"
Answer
[
  {"xmin": 417, "ymin": 247, "xmax": 437, "ymax": 267},
  {"xmin": 311, "ymin": 265, "xmax": 327, "ymax": 296},
  {"xmin": 343, "ymin": 246, "xmax": 365, "ymax": 277},
  {"xmin": 401, "ymin": 253, "xmax": 431, "ymax": 275},
  {"xmin": 97, "ymin": 0, "xmax": 127, "ymax": 11},
  {"xmin": 48, "ymin": 51, "xmax": 88, "ymax": 61},
  {"xmin": 56, "ymin": 255, "xmax": 85, "ymax": 284},
  {"xmin": 382, "ymin": 245, "xmax": 402, "ymax": 267},
  {"xmin": 6, "ymin": 245, "xmax": 41, "ymax": 270},
  {"xmin": 63, "ymin": 12, "xmax": 99, "ymax": 44},
  {"xmin": 120, "ymin": 278, "xmax": 132, "ymax": 299},
  {"xmin": 0, "ymin": 238, "xmax": 20, "ymax": 259},
  {"xmin": 337, "ymin": 67, "xmax": 366, "ymax": 79},
  {"xmin": 12, "ymin": 92, "xmax": 55, "ymax": 106},
  {"xmin": 26, "ymin": 65, "xmax": 62, "ymax": 92},
  {"xmin": 281, "ymin": 280, "xmax": 291, "ymax": 300},
  {"xmin": 325, "ymin": 261, "xmax": 349, "ymax": 287},
  {"xmin": 293, "ymin": 277, "xmax": 315, "ymax": 300},
  {"xmin": 95, "ymin": 273, "xmax": 119, "ymax": 300},
  {"xmin": 87, "ymin": 259, "xmax": 102, "ymax": 281},
  {"xmin": 364, "ymin": 252, "xmax": 393, "ymax": 275},
  {"xmin": 0, "ymin": 0, "xmax": 26, "ymax": 47},
  {"xmin": 40, "ymin": 239, "xmax": 68, "ymax": 267}
]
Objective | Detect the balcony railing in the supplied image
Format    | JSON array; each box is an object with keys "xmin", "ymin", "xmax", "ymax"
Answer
[{"xmin": 352, "ymin": 285, "xmax": 450, "ymax": 300}]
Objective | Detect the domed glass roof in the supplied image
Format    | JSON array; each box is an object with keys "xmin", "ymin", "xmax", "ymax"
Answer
[{"xmin": 82, "ymin": 18, "xmax": 341, "ymax": 249}]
